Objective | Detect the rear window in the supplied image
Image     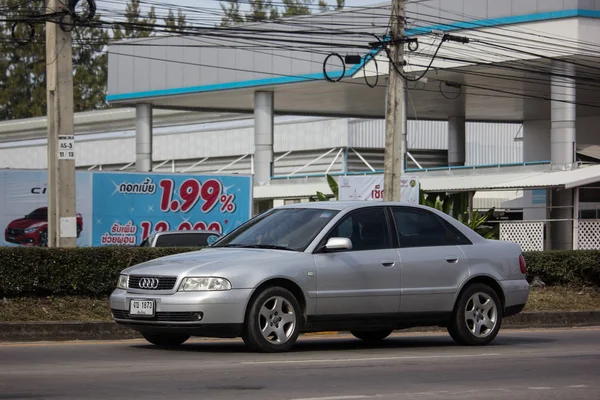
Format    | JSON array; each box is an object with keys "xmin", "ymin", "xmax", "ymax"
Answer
[{"xmin": 154, "ymin": 232, "xmax": 218, "ymax": 247}]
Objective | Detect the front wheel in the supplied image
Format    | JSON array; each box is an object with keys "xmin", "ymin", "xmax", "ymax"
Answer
[
  {"xmin": 351, "ymin": 329, "xmax": 393, "ymax": 343},
  {"xmin": 242, "ymin": 286, "xmax": 301, "ymax": 353},
  {"xmin": 141, "ymin": 333, "xmax": 190, "ymax": 347},
  {"xmin": 448, "ymin": 283, "xmax": 503, "ymax": 346}
]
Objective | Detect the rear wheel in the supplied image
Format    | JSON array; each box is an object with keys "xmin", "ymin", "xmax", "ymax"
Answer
[
  {"xmin": 242, "ymin": 286, "xmax": 301, "ymax": 353},
  {"xmin": 351, "ymin": 329, "xmax": 393, "ymax": 343},
  {"xmin": 448, "ymin": 283, "xmax": 503, "ymax": 346},
  {"xmin": 141, "ymin": 333, "xmax": 190, "ymax": 347}
]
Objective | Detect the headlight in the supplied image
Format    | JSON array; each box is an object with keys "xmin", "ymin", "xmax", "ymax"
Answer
[
  {"xmin": 117, "ymin": 274, "xmax": 128, "ymax": 289},
  {"xmin": 179, "ymin": 277, "xmax": 232, "ymax": 291},
  {"xmin": 24, "ymin": 228, "xmax": 37, "ymax": 233}
]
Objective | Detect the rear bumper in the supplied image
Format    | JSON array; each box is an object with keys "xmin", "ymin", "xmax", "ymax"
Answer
[{"xmin": 500, "ymin": 279, "xmax": 529, "ymax": 316}]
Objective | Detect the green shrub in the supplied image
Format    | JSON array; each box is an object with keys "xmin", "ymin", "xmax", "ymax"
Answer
[
  {"xmin": 0, "ymin": 247, "xmax": 196, "ymax": 297},
  {"xmin": 0, "ymin": 247, "xmax": 598, "ymax": 298},
  {"xmin": 523, "ymin": 250, "xmax": 600, "ymax": 287}
]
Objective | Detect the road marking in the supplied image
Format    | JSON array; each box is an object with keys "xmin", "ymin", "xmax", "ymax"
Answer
[
  {"xmin": 242, "ymin": 353, "xmax": 500, "ymax": 365},
  {"xmin": 528, "ymin": 387, "xmax": 552, "ymax": 390},
  {"xmin": 292, "ymin": 396, "xmax": 371, "ymax": 400},
  {"xmin": 567, "ymin": 385, "xmax": 588, "ymax": 388}
]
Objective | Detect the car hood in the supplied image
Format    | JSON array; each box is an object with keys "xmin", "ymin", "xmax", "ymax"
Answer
[
  {"xmin": 7, "ymin": 218, "xmax": 46, "ymax": 229},
  {"xmin": 122, "ymin": 247, "xmax": 298, "ymax": 277}
]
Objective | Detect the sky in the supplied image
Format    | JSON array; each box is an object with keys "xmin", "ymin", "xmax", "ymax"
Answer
[{"xmin": 97, "ymin": 0, "xmax": 388, "ymax": 25}]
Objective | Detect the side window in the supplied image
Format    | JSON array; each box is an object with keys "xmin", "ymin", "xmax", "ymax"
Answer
[
  {"xmin": 327, "ymin": 208, "xmax": 391, "ymax": 251},
  {"xmin": 436, "ymin": 217, "xmax": 472, "ymax": 245},
  {"xmin": 155, "ymin": 234, "xmax": 204, "ymax": 247},
  {"xmin": 392, "ymin": 207, "xmax": 459, "ymax": 248}
]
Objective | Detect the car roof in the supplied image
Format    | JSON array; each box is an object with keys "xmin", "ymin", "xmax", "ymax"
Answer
[{"xmin": 277, "ymin": 201, "xmax": 433, "ymax": 212}]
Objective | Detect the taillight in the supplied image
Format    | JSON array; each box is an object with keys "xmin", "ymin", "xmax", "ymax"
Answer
[{"xmin": 519, "ymin": 255, "xmax": 527, "ymax": 274}]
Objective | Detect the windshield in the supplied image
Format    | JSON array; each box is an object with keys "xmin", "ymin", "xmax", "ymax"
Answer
[
  {"xmin": 25, "ymin": 208, "xmax": 47, "ymax": 220},
  {"xmin": 214, "ymin": 208, "xmax": 339, "ymax": 252}
]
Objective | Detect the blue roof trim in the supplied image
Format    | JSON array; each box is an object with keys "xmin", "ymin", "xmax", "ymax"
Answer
[
  {"xmin": 404, "ymin": 9, "xmax": 597, "ymax": 36},
  {"xmin": 107, "ymin": 9, "xmax": 598, "ymax": 103}
]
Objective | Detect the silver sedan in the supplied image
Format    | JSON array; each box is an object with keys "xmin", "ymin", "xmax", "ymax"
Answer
[{"xmin": 110, "ymin": 201, "xmax": 529, "ymax": 352}]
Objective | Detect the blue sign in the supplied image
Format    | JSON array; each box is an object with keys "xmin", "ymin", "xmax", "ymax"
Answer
[{"xmin": 91, "ymin": 172, "xmax": 252, "ymax": 246}]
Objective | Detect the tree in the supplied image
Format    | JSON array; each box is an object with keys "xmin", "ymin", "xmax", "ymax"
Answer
[
  {"xmin": 112, "ymin": 0, "xmax": 157, "ymax": 40},
  {"xmin": 281, "ymin": 0, "xmax": 313, "ymax": 17},
  {"xmin": 220, "ymin": 0, "xmax": 344, "ymax": 26},
  {"xmin": 318, "ymin": 0, "xmax": 345, "ymax": 12},
  {"xmin": 220, "ymin": 0, "xmax": 245, "ymax": 26},
  {"xmin": 245, "ymin": 0, "xmax": 279, "ymax": 23},
  {"xmin": 0, "ymin": 0, "xmax": 109, "ymax": 120},
  {"xmin": 164, "ymin": 9, "xmax": 187, "ymax": 32}
]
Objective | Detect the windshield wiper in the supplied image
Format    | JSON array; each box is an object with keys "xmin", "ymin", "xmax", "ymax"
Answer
[
  {"xmin": 216, "ymin": 243, "xmax": 296, "ymax": 251},
  {"xmin": 234, "ymin": 244, "xmax": 296, "ymax": 251}
]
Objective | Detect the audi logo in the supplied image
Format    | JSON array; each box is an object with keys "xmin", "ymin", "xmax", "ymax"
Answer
[{"xmin": 139, "ymin": 278, "xmax": 160, "ymax": 289}]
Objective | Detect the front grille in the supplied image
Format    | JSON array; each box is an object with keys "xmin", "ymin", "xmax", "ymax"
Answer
[
  {"xmin": 128, "ymin": 276, "xmax": 178, "ymax": 290},
  {"xmin": 7, "ymin": 228, "xmax": 24, "ymax": 235},
  {"xmin": 111, "ymin": 309, "xmax": 198, "ymax": 322}
]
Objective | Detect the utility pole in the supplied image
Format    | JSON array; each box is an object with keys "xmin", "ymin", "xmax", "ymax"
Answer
[
  {"xmin": 46, "ymin": 0, "xmax": 77, "ymax": 247},
  {"xmin": 383, "ymin": 0, "xmax": 406, "ymax": 202}
]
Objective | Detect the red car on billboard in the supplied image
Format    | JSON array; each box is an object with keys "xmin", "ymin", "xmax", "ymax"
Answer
[{"xmin": 4, "ymin": 207, "xmax": 83, "ymax": 247}]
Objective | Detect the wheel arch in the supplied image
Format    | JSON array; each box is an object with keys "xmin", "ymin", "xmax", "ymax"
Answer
[
  {"xmin": 243, "ymin": 277, "xmax": 308, "ymax": 323},
  {"xmin": 454, "ymin": 275, "xmax": 506, "ymax": 311}
]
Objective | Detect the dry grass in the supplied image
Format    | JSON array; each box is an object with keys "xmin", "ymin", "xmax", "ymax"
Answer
[
  {"xmin": 0, "ymin": 296, "xmax": 111, "ymax": 322},
  {"xmin": 1, "ymin": 286, "xmax": 600, "ymax": 322},
  {"xmin": 524, "ymin": 286, "xmax": 600, "ymax": 312}
]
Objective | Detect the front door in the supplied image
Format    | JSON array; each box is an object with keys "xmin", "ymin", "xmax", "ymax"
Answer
[{"xmin": 313, "ymin": 207, "xmax": 401, "ymax": 317}]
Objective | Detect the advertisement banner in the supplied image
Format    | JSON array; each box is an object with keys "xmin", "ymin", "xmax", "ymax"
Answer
[
  {"xmin": 338, "ymin": 174, "xmax": 420, "ymax": 203},
  {"xmin": 91, "ymin": 172, "xmax": 252, "ymax": 246},
  {"xmin": 0, "ymin": 169, "xmax": 252, "ymax": 247},
  {"xmin": 0, "ymin": 170, "xmax": 93, "ymax": 247}
]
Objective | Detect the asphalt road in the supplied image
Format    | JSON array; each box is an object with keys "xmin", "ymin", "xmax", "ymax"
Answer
[{"xmin": 0, "ymin": 327, "xmax": 599, "ymax": 400}]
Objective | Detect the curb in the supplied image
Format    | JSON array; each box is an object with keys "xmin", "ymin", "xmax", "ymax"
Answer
[{"xmin": 1, "ymin": 311, "xmax": 600, "ymax": 342}]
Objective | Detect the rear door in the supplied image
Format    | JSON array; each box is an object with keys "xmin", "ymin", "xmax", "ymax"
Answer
[{"xmin": 390, "ymin": 206, "xmax": 471, "ymax": 313}]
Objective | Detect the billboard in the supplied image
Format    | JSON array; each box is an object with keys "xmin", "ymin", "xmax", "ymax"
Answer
[
  {"xmin": 92, "ymin": 172, "xmax": 252, "ymax": 246},
  {"xmin": 0, "ymin": 170, "xmax": 93, "ymax": 247},
  {"xmin": 0, "ymin": 169, "xmax": 252, "ymax": 247},
  {"xmin": 338, "ymin": 174, "xmax": 420, "ymax": 203}
]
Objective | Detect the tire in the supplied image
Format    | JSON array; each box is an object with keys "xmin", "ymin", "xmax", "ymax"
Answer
[
  {"xmin": 351, "ymin": 329, "xmax": 393, "ymax": 343},
  {"xmin": 39, "ymin": 230, "xmax": 48, "ymax": 247},
  {"xmin": 141, "ymin": 333, "xmax": 190, "ymax": 347},
  {"xmin": 448, "ymin": 283, "xmax": 503, "ymax": 346},
  {"xmin": 242, "ymin": 286, "xmax": 301, "ymax": 353}
]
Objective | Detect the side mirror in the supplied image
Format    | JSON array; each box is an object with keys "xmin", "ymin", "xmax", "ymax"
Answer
[{"xmin": 324, "ymin": 237, "xmax": 352, "ymax": 252}]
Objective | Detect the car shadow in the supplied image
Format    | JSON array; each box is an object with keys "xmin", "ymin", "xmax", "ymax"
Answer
[{"xmin": 130, "ymin": 331, "xmax": 557, "ymax": 354}]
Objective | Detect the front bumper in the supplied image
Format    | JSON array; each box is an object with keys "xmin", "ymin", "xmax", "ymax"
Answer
[
  {"xmin": 109, "ymin": 288, "xmax": 253, "ymax": 337},
  {"xmin": 4, "ymin": 232, "xmax": 38, "ymax": 246}
]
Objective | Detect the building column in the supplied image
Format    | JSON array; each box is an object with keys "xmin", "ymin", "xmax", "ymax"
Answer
[
  {"xmin": 448, "ymin": 116, "xmax": 466, "ymax": 166},
  {"xmin": 522, "ymin": 120, "xmax": 551, "ymax": 221},
  {"xmin": 549, "ymin": 61, "xmax": 577, "ymax": 249},
  {"xmin": 551, "ymin": 62, "xmax": 576, "ymax": 170},
  {"xmin": 254, "ymin": 91, "xmax": 274, "ymax": 186},
  {"xmin": 135, "ymin": 103, "xmax": 153, "ymax": 172}
]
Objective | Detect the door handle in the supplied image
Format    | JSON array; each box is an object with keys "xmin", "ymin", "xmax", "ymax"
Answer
[
  {"xmin": 445, "ymin": 257, "xmax": 459, "ymax": 264},
  {"xmin": 381, "ymin": 260, "xmax": 395, "ymax": 267}
]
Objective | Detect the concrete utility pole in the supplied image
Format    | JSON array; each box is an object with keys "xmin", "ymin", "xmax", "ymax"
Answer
[
  {"xmin": 383, "ymin": 0, "xmax": 406, "ymax": 202},
  {"xmin": 46, "ymin": 0, "xmax": 77, "ymax": 247}
]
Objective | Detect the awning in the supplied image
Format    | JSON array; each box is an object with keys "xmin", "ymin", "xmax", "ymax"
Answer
[
  {"xmin": 254, "ymin": 182, "xmax": 332, "ymax": 200},
  {"xmin": 419, "ymin": 164, "xmax": 600, "ymax": 192}
]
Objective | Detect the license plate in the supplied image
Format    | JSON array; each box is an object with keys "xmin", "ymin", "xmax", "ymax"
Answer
[{"xmin": 130, "ymin": 299, "xmax": 155, "ymax": 316}]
